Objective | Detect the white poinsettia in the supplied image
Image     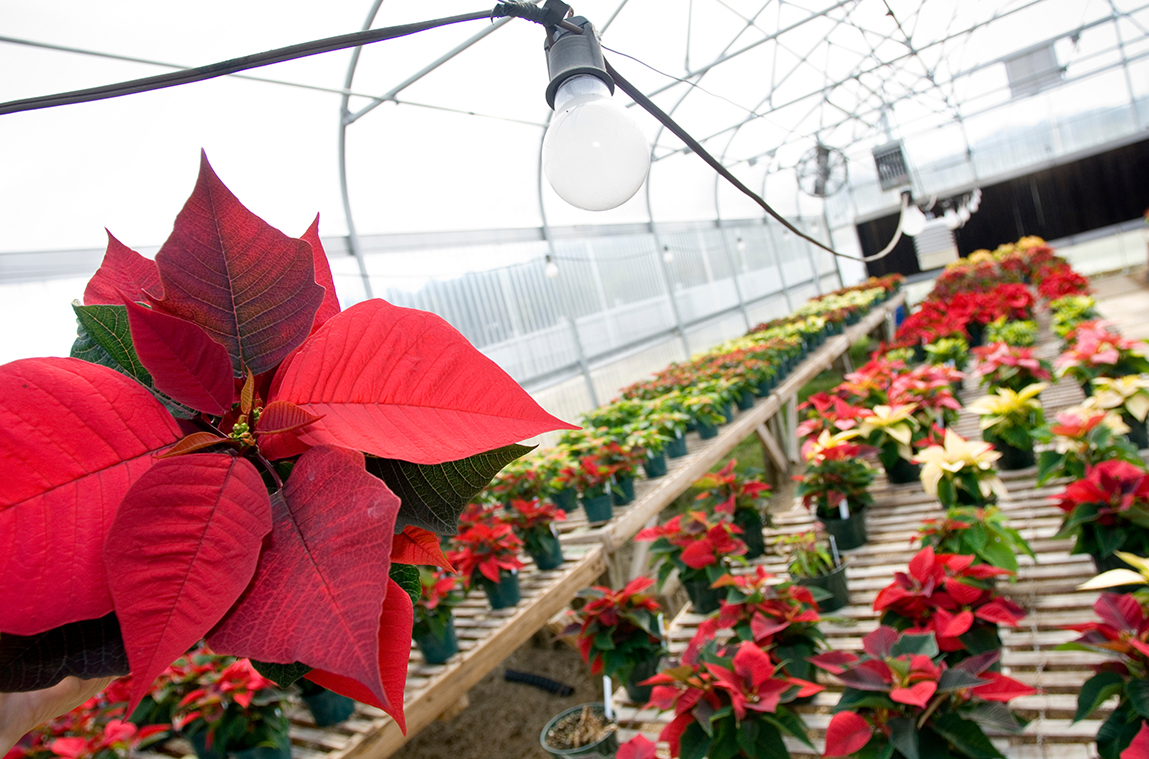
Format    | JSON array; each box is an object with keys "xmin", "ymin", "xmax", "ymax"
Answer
[
  {"xmin": 967, "ymin": 383, "xmax": 1048, "ymax": 432},
  {"xmin": 1078, "ymin": 551, "xmax": 1149, "ymax": 591},
  {"xmin": 858, "ymin": 404, "xmax": 919, "ymax": 459},
  {"xmin": 1085, "ymin": 375, "xmax": 1149, "ymax": 422},
  {"xmin": 914, "ymin": 429, "xmax": 1003, "ymax": 498}
]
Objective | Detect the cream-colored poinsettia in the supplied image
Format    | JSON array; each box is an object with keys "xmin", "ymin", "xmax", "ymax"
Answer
[
  {"xmin": 1085, "ymin": 375, "xmax": 1149, "ymax": 422},
  {"xmin": 803, "ymin": 428, "xmax": 861, "ymax": 463},
  {"xmin": 967, "ymin": 383, "xmax": 1048, "ymax": 433},
  {"xmin": 858, "ymin": 404, "xmax": 919, "ymax": 459},
  {"xmin": 914, "ymin": 429, "xmax": 1004, "ymax": 498},
  {"xmin": 1078, "ymin": 551, "xmax": 1149, "ymax": 591}
]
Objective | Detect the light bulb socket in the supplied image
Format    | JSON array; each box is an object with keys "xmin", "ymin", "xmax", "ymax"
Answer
[{"xmin": 544, "ymin": 16, "xmax": 614, "ymax": 109}]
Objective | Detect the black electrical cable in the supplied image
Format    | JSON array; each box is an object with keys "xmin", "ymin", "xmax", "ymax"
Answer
[
  {"xmin": 503, "ymin": 670, "xmax": 575, "ymax": 695},
  {"xmin": 0, "ymin": 10, "xmax": 493, "ymax": 116}
]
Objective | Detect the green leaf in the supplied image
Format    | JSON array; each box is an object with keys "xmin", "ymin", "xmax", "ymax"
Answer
[
  {"xmin": 250, "ymin": 659, "xmax": 312, "ymax": 688},
  {"xmin": 938, "ymin": 667, "xmax": 989, "ymax": 693},
  {"xmin": 1127, "ymin": 678, "xmax": 1149, "ymax": 720},
  {"xmin": 891, "ymin": 632, "xmax": 939, "ymax": 658},
  {"xmin": 964, "ymin": 702, "xmax": 1023, "ymax": 733},
  {"xmin": 957, "ymin": 626, "xmax": 1001, "ymax": 656},
  {"xmin": 367, "ymin": 444, "xmax": 533, "ymax": 535},
  {"xmin": 1096, "ymin": 526, "xmax": 1128, "ymax": 560},
  {"xmin": 710, "ymin": 719, "xmax": 739, "ymax": 759},
  {"xmin": 768, "ymin": 706, "xmax": 814, "ymax": 748},
  {"xmin": 931, "ymin": 712, "xmax": 1005, "ymax": 759},
  {"xmin": 70, "ymin": 303, "xmax": 196, "ymax": 419},
  {"xmin": 736, "ymin": 718, "xmax": 760, "ymax": 759},
  {"xmin": 1096, "ymin": 701, "xmax": 1142, "ymax": 759},
  {"xmin": 680, "ymin": 721, "xmax": 713, "ymax": 759},
  {"xmin": 835, "ymin": 688, "xmax": 897, "ymax": 712},
  {"xmin": 888, "ymin": 717, "xmax": 919, "ymax": 759},
  {"xmin": 1075, "ymin": 671, "xmax": 1126, "ymax": 722},
  {"xmin": 389, "ymin": 563, "xmax": 421, "ymax": 608}
]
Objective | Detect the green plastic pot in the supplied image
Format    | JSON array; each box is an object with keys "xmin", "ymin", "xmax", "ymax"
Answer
[
  {"xmin": 734, "ymin": 509, "xmax": 766, "ymax": 560},
  {"xmin": 683, "ymin": 576, "xmax": 722, "ymax": 614},
  {"xmin": 756, "ymin": 377, "xmax": 775, "ymax": 396},
  {"xmin": 582, "ymin": 493, "xmax": 613, "ymax": 523},
  {"xmin": 302, "ymin": 688, "xmax": 355, "ymax": 727},
  {"xmin": 985, "ymin": 434, "xmax": 1034, "ymax": 470},
  {"xmin": 551, "ymin": 487, "xmax": 577, "ymax": 513},
  {"xmin": 736, "ymin": 390, "xmax": 755, "ymax": 411},
  {"xmin": 665, "ymin": 435, "xmax": 688, "ymax": 458},
  {"xmin": 232, "ymin": 739, "xmax": 291, "ymax": 759},
  {"xmin": 478, "ymin": 569, "xmax": 521, "ymax": 610},
  {"xmin": 720, "ymin": 404, "xmax": 734, "ymax": 424},
  {"xmin": 611, "ymin": 475, "xmax": 636, "ymax": 506},
  {"xmin": 821, "ymin": 507, "xmax": 867, "ymax": 551},
  {"xmin": 967, "ymin": 321, "xmax": 985, "ymax": 348},
  {"xmin": 528, "ymin": 530, "xmax": 565, "ymax": 570},
  {"xmin": 1123, "ymin": 413, "xmax": 1149, "ymax": 450},
  {"xmin": 414, "ymin": 614, "xmax": 460, "ymax": 664},
  {"xmin": 540, "ymin": 703, "xmax": 619, "ymax": 759},
  {"xmin": 188, "ymin": 731, "xmax": 226, "ymax": 759},
  {"xmin": 643, "ymin": 452, "xmax": 668, "ymax": 479},
  {"xmin": 884, "ymin": 456, "xmax": 921, "ymax": 485},
  {"xmin": 795, "ymin": 562, "xmax": 849, "ymax": 612},
  {"xmin": 696, "ymin": 420, "xmax": 719, "ymax": 439},
  {"xmin": 623, "ymin": 654, "xmax": 662, "ymax": 705}
]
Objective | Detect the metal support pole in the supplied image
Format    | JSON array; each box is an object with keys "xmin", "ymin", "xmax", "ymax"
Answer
[{"xmin": 717, "ymin": 221, "xmax": 752, "ymax": 330}]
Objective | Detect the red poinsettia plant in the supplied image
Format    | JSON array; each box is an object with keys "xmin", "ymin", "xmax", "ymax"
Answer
[
  {"xmin": 873, "ymin": 546, "xmax": 1026, "ymax": 659},
  {"xmin": 636, "ymin": 511, "xmax": 748, "ymax": 588},
  {"xmin": 645, "ymin": 638, "xmax": 821, "ymax": 759},
  {"xmin": 812, "ymin": 626, "xmax": 1036, "ymax": 759},
  {"xmin": 0, "ymin": 154, "xmax": 574, "ymax": 727},
  {"xmin": 448, "ymin": 522, "xmax": 524, "ymax": 589},
  {"xmin": 561, "ymin": 577, "xmax": 667, "ymax": 684},
  {"xmin": 1060, "ymin": 592, "xmax": 1149, "ymax": 759},
  {"xmin": 1053, "ymin": 459, "xmax": 1149, "ymax": 566},
  {"xmin": 693, "ymin": 460, "xmax": 772, "ymax": 518}
]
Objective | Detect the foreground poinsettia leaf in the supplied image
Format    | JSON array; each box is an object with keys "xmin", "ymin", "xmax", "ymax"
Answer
[
  {"xmin": 300, "ymin": 215, "xmax": 341, "ymax": 333},
  {"xmin": 83, "ymin": 231, "xmax": 161, "ymax": 306},
  {"xmin": 250, "ymin": 660, "xmax": 313, "ymax": 689},
  {"xmin": 104, "ymin": 454, "xmax": 273, "ymax": 711},
  {"xmin": 305, "ymin": 578, "xmax": 413, "ymax": 733},
  {"xmin": 0, "ymin": 613, "xmax": 129, "ymax": 692},
  {"xmin": 389, "ymin": 564, "xmax": 421, "ymax": 607},
  {"xmin": 70, "ymin": 303, "xmax": 197, "ymax": 419},
  {"xmin": 391, "ymin": 526, "xmax": 453, "ymax": 570},
  {"xmin": 366, "ymin": 444, "xmax": 535, "ymax": 534},
  {"xmin": 150, "ymin": 152, "xmax": 324, "ymax": 376},
  {"xmin": 208, "ymin": 446, "xmax": 400, "ymax": 709},
  {"xmin": 0, "ymin": 358, "xmax": 182, "ymax": 635},
  {"xmin": 122, "ymin": 297, "xmax": 235, "ymax": 415},
  {"xmin": 270, "ymin": 300, "xmax": 576, "ymax": 464}
]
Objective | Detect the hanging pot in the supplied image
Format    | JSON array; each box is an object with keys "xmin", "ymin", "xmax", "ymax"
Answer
[
  {"xmin": 643, "ymin": 452, "xmax": 668, "ymax": 479},
  {"xmin": 794, "ymin": 562, "xmax": 849, "ymax": 613},
  {"xmin": 413, "ymin": 614, "xmax": 461, "ymax": 664},
  {"xmin": 582, "ymin": 493, "xmax": 614, "ymax": 523},
  {"xmin": 665, "ymin": 435, "xmax": 688, "ymax": 459},
  {"xmin": 611, "ymin": 475, "xmax": 636, "ymax": 506},
  {"xmin": 539, "ymin": 703, "xmax": 619, "ymax": 759},
  {"xmin": 820, "ymin": 507, "xmax": 867, "ymax": 551},
  {"xmin": 478, "ymin": 569, "xmax": 521, "ymax": 610}
]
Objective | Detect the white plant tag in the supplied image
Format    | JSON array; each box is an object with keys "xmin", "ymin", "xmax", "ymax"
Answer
[{"xmin": 838, "ymin": 498, "xmax": 849, "ymax": 520}]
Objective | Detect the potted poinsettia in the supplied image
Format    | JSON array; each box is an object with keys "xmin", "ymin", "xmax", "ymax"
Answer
[
  {"xmin": 795, "ymin": 392, "xmax": 866, "ymax": 444},
  {"xmin": 915, "ymin": 506, "xmax": 1035, "ymax": 576},
  {"xmin": 1059, "ymin": 591, "xmax": 1149, "ymax": 759},
  {"xmin": 1085, "ymin": 375, "xmax": 1149, "ymax": 450},
  {"xmin": 449, "ymin": 522, "xmax": 525, "ymax": 610},
  {"xmin": 0, "ymin": 155, "xmax": 575, "ymax": 728},
  {"xmin": 971, "ymin": 342, "xmax": 1053, "ymax": 393},
  {"xmin": 640, "ymin": 399, "xmax": 692, "ymax": 459},
  {"xmin": 411, "ymin": 568, "xmax": 465, "ymax": 665},
  {"xmin": 1052, "ymin": 459, "xmax": 1149, "ymax": 572},
  {"xmin": 778, "ymin": 531, "xmax": 850, "ymax": 612},
  {"xmin": 568, "ymin": 454, "xmax": 620, "ymax": 523},
  {"xmin": 812, "ymin": 627, "xmax": 1037, "ymax": 759},
  {"xmin": 624, "ymin": 423, "xmax": 673, "ymax": 479},
  {"xmin": 501, "ymin": 498, "xmax": 566, "ymax": 570},
  {"xmin": 858, "ymin": 404, "xmax": 921, "ymax": 484},
  {"xmin": 691, "ymin": 567, "xmax": 826, "ymax": 687},
  {"xmin": 561, "ymin": 577, "xmax": 667, "ymax": 704},
  {"xmin": 644, "ymin": 638, "xmax": 820, "ymax": 759},
  {"xmin": 680, "ymin": 391, "xmax": 730, "ymax": 439},
  {"xmin": 967, "ymin": 383, "xmax": 1047, "ymax": 469},
  {"xmin": 874, "ymin": 546, "xmax": 1026, "ymax": 665},
  {"xmin": 923, "ymin": 336, "xmax": 969, "ymax": 369},
  {"xmin": 795, "ymin": 431, "xmax": 876, "ymax": 550},
  {"xmin": 915, "ymin": 430, "xmax": 1004, "ymax": 509},
  {"xmin": 1056, "ymin": 321, "xmax": 1149, "ymax": 389},
  {"xmin": 636, "ymin": 511, "xmax": 748, "ymax": 614},
  {"xmin": 1034, "ymin": 406, "xmax": 1140, "ymax": 485},
  {"xmin": 693, "ymin": 459, "xmax": 773, "ymax": 559}
]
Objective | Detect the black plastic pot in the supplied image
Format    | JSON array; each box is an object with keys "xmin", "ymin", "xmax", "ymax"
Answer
[
  {"xmin": 611, "ymin": 476, "xmax": 636, "ymax": 506},
  {"xmin": 551, "ymin": 487, "xmax": 577, "ymax": 513},
  {"xmin": 643, "ymin": 452, "xmax": 668, "ymax": 479},
  {"xmin": 967, "ymin": 321, "xmax": 985, "ymax": 348},
  {"xmin": 696, "ymin": 420, "xmax": 719, "ymax": 439},
  {"xmin": 795, "ymin": 563, "xmax": 849, "ymax": 613},
  {"xmin": 820, "ymin": 508, "xmax": 867, "ymax": 551},
  {"xmin": 302, "ymin": 688, "xmax": 355, "ymax": 727},
  {"xmin": 985, "ymin": 433, "xmax": 1035, "ymax": 470},
  {"xmin": 540, "ymin": 704, "xmax": 619, "ymax": 759},
  {"xmin": 682, "ymin": 575, "xmax": 722, "ymax": 614},
  {"xmin": 733, "ymin": 509, "xmax": 766, "ymax": 560},
  {"xmin": 737, "ymin": 390, "xmax": 755, "ymax": 411},
  {"xmin": 478, "ymin": 569, "xmax": 521, "ymax": 610},
  {"xmin": 528, "ymin": 530, "xmax": 565, "ymax": 570},
  {"xmin": 1123, "ymin": 413, "xmax": 1149, "ymax": 450},
  {"xmin": 623, "ymin": 655, "xmax": 662, "ymax": 705},
  {"xmin": 414, "ymin": 615, "xmax": 460, "ymax": 664},
  {"xmin": 666, "ymin": 435, "xmax": 688, "ymax": 459},
  {"xmin": 582, "ymin": 494, "xmax": 613, "ymax": 523},
  {"xmin": 884, "ymin": 456, "xmax": 921, "ymax": 485}
]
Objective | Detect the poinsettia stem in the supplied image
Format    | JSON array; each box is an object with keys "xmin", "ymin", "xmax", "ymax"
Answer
[{"xmin": 916, "ymin": 691, "xmax": 947, "ymax": 729}]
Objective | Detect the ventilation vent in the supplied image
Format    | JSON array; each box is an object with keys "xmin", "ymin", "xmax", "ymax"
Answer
[
  {"xmin": 1004, "ymin": 44, "xmax": 1063, "ymax": 99},
  {"xmin": 872, "ymin": 141, "xmax": 910, "ymax": 192},
  {"xmin": 913, "ymin": 219, "xmax": 959, "ymax": 271}
]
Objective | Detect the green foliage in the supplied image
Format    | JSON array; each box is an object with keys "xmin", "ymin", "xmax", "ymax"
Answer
[
  {"xmin": 917, "ymin": 506, "xmax": 1035, "ymax": 575},
  {"xmin": 985, "ymin": 318, "xmax": 1037, "ymax": 347}
]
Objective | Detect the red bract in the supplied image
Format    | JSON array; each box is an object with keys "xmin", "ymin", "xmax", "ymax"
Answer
[
  {"xmin": 448, "ymin": 522, "xmax": 525, "ymax": 586},
  {"xmin": 638, "ymin": 511, "xmax": 748, "ymax": 570},
  {"xmin": 0, "ymin": 154, "xmax": 575, "ymax": 726},
  {"xmin": 692, "ymin": 460, "xmax": 771, "ymax": 516},
  {"xmin": 563, "ymin": 577, "xmax": 664, "ymax": 677},
  {"xmin": 1054, "ymin": 460, "xmax": 1149, "ymax": 516},
  {"xmin": 1064, "ymin": 593, "xmax": 1149, "ymax": 663}
]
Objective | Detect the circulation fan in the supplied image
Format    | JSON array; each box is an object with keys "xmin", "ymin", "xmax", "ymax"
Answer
[{"xmin": 796, "ymin": 143, "xmax": 848, "ymax": 197}]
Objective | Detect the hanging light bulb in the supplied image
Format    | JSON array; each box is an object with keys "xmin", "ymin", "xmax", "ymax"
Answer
[
  {"xmin": 899, "ymin": 202, "xmax": 928, "ymax": 237},
  {"xmin": 662, "ymin": 245, "xmax": 673, "ymax": 263},
  {"xmin": 968, "ymin": 193, "xmax": 980, "ymax": 213},
  {"xmin": 544, "ymin": 254, "xmax": 559, "ymax": 279},
  {"xmin": 943, "ymin": 207, "xmax": 960, "ymax": 230},
  {"xmin": 957, "ymin": 204, "xmax": 971, "ymax": 224},
  {"xmin": 541, "ymin": 18, "xmax": 650, "ymax": 211},
  {"xmin": 735, "ymin": 237, "xmax": 747, "ymax": 255}
]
